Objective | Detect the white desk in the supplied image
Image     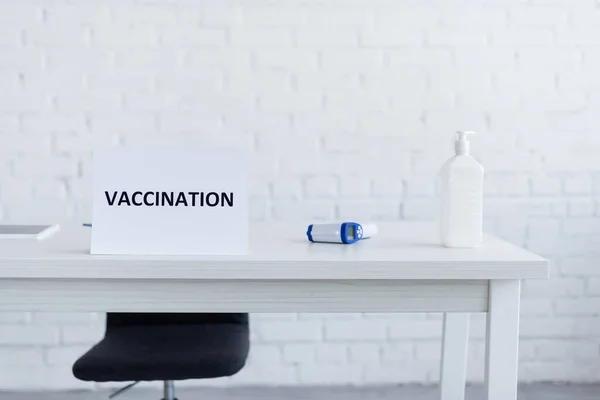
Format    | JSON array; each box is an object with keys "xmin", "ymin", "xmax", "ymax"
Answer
[{"xmin": 0, "ymin": 222, "xmax": 547, "ymax": 400}]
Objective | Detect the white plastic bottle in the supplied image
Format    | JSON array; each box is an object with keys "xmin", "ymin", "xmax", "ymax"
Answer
[{"xmin": 440, "ymin": 131, "xmax": 484, "ymax": 248}]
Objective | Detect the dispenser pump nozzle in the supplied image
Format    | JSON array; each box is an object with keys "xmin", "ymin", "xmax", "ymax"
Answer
[{"xmin": 455, "ymin": 131, "xmax": 475, "ymax": 155}]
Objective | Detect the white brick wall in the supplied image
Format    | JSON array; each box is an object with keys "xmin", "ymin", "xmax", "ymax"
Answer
[{"xmin": 1, "ymin": 0, "xmax": 600, "ymax": 390}]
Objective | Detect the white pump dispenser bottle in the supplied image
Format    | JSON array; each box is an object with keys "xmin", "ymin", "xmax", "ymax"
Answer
[{"xmin": 440, "ymin": 131, "xmax": 484, "ymax": 248}]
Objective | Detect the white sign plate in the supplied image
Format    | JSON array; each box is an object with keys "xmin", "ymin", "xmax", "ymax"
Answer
[{"xmin": 91, "ymin": 147, "xmax": 248, "ymax": 255}]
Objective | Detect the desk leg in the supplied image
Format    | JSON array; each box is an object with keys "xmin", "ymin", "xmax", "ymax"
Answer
[
  {"xmin": 485, "ymin": 280, "xmax": 520, "ymax": 400},
  {"xmin": 440, "ymin": 313, "xmax": 470, "ymax": 400}
]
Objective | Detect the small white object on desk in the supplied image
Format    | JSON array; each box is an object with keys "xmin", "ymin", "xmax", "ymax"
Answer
[{"xmin": 0, "ymin": 224, "xmax": 59, "ymax": 240}]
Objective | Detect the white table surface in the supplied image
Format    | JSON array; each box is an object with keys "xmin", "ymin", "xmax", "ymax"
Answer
[
  {"xmin": 0, "ymin": 222, "xmax": 547, "ymax": 280},
  {"xmin": 0, "ymin": 221, "xmax": 548, "ymax": 400}
]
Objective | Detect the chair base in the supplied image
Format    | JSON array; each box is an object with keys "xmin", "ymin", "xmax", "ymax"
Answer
[
  {"xmin": 163, "ymin": 380, "xmax": 176, "ymax": 400},
  {"xmin": 109, "ymin": 380, "xmax": 177, "ymax": 400}
]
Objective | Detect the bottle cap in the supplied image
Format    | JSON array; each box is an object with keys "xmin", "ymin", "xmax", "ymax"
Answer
[{"xmin": 455, "ymin": 131, "xmax": 475, "ymax": 155}]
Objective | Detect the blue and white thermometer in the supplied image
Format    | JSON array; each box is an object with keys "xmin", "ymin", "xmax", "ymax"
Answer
[{"xmin": 306, "ymin": 222, "xmax": 378, "ymax": 244}]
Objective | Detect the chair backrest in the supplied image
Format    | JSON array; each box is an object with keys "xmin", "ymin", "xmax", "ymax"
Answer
[{"xmin": 106, "ymin": 313, "xmax": 248, "ymax": 331}]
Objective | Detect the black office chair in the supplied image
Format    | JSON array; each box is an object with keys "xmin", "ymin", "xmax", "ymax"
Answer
[{"xmin": 73, "ymin": 313, "xmax": 250, "ymax": 400}]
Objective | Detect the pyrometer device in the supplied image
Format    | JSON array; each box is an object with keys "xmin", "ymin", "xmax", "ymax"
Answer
[{"xmin": 306, "ymin": 222, "xmax": 377, "ymax": 244}]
